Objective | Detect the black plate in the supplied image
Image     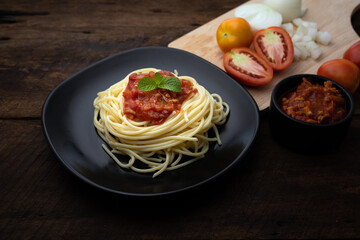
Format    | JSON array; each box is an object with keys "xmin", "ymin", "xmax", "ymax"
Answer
[{"xmin": 42, "ymin": 46, "xmax": 259, "ymax": 196}]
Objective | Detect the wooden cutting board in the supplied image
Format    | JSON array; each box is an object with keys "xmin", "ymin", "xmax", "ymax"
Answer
[{"xmin": 168, "ymin": 0, "xmax": 360, "ymax": 110}]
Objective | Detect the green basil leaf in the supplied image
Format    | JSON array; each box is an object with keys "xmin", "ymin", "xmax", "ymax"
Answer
[
  {"xmin": 154, "ymin": 72, "xmax": 163, "ymax": 85},
  {"xmin": 138, "ymin": 77, "xmax": 157, "ymax": 91},
  {"xmin": 158, "ymin": 77, "xmax": 182, "ymax": 92}
]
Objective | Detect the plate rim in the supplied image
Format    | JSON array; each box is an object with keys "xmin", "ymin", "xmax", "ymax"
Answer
[{"xmin": 41, "ymin": 46, "xmax": 260, "ymax": 197}]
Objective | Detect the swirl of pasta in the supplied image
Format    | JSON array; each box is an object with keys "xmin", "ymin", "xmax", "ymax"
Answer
[{"xmin": 94, "ymin": 68, "xmax": 229, "ymax": 177}]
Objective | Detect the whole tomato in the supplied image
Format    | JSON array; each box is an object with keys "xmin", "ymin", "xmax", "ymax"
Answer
[
  {"xmin": 317, "ymin": 59, "xmax": 360, "ymax": 94},
  {"xmin": 216, "ymin": 18, "xmax": 253, "ymax": 53},
  {"xmin": 343, "ymin": 40, "xmax": 360, "ymax": 69}
]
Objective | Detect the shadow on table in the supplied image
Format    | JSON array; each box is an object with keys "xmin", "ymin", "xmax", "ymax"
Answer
[{"xmin": 61, "ymin": 147, "xmax": 255, "ymax": 219}]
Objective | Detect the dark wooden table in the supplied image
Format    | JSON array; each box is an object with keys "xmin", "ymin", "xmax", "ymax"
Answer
[{"xmin": 1, "ymin": 0, "xmax": 360, "ymax": 239}]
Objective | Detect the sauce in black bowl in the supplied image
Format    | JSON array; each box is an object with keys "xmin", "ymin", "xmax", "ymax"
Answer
[{"xmin": 269, "ymin": 74, "xmax": 354, "ymax": 153}]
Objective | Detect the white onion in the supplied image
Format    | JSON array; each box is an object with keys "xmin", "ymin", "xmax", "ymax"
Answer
[
  {"xmin": 294, "ymin": 42, "xmax": 310, "ymax": 60},
  {"xmin": 264, "ymin": 0, "xmax": 302, "ymax": 23},
  {"xmin": 281, "ymin": 23, "xmax": 294, "ymax": 36},
  {"xmin": 292, "ymin": 33, "xmax": 303, "ymax": 43},
  {"xmin": 300, "ymin": 8, "xmax": 307, "ymax": 17},
  {"xmin": 307, "ymin": 28, "xmax": 318, "ymax": 40},
  {"xmin": 293, "ymin": 45, "xmax": 301, "ymax": 61},
  {"xmin": 296, "ymin": 23, "xmax": 317, "ymax": 41},
  {"xmin": 316, "ymin": 31, "xmax": 332, "ymax": 45},
  {"xmin": 292, "ymin": 18, "xmax": 303, "ymax": 27},
  {"xmin": 234, "ymin": 3, "xmax": 282, "ymax": 33},
  {"xmin": 306, "ymin": 41, "xmax": 322, "ymax": 59},
  {"xmin": 302, "ymin": 21, "xmax": 317, "ymax": 29},
  {"xmin": 281, "ymin": 17, "xmax": 332, "ymax": 61},
  {"xmin": 302, "ymin": 35, "xmax": 312, "ymax": 42}
]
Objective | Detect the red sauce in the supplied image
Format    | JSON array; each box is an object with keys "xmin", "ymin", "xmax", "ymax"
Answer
[
  {"xmin": 281, "ymin": 78, "xmax": 347, "ymax": 124},
  {"xmin": 122, "ymin": 70, "xmax": 198, "ymax": 125}
]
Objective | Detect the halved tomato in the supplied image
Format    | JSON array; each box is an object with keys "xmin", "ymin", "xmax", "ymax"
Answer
[
  {"xmin": 223, "ymin": 47, "xmax": 273, "ymax": 86},
  {"xmin": 253, "ymin": 26, "xmax": 294, "ymax": 71}
]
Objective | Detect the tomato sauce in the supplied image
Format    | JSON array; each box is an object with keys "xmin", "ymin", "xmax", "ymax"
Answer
[
  {"xmin": 281, "ymin": 78, "xmax": 347, "ymax": 124},
  {"xmin": 122, "ymin": 70, "xmax": 198, "ymax": 125}
]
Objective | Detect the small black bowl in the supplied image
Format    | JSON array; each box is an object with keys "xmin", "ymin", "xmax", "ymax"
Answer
[{"xmin": 269, "ymin": 74, "xmax": 355, "ymax": 153}]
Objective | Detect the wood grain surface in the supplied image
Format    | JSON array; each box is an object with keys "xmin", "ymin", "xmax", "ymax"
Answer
[
  {"xmin": 169, "ymin": 0, "xmax": 360, "ymax": 110},
  {"xmin": 1, "ymin": 0, "xmax": 360, "ymax": 239}
]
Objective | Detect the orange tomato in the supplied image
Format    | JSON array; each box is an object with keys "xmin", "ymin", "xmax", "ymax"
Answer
[
  {"xmin": 317, "ymin": 59, "xmax": 360, "ymax": 94},
  {"xmin": 216, "ymin": 18, "xmax": 253, "ymax": 53}
]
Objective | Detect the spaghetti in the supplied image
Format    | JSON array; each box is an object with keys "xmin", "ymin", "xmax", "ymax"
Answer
[{"xmin": 93, "ymin": 68, "xmax": 229, "ymax": 177}]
